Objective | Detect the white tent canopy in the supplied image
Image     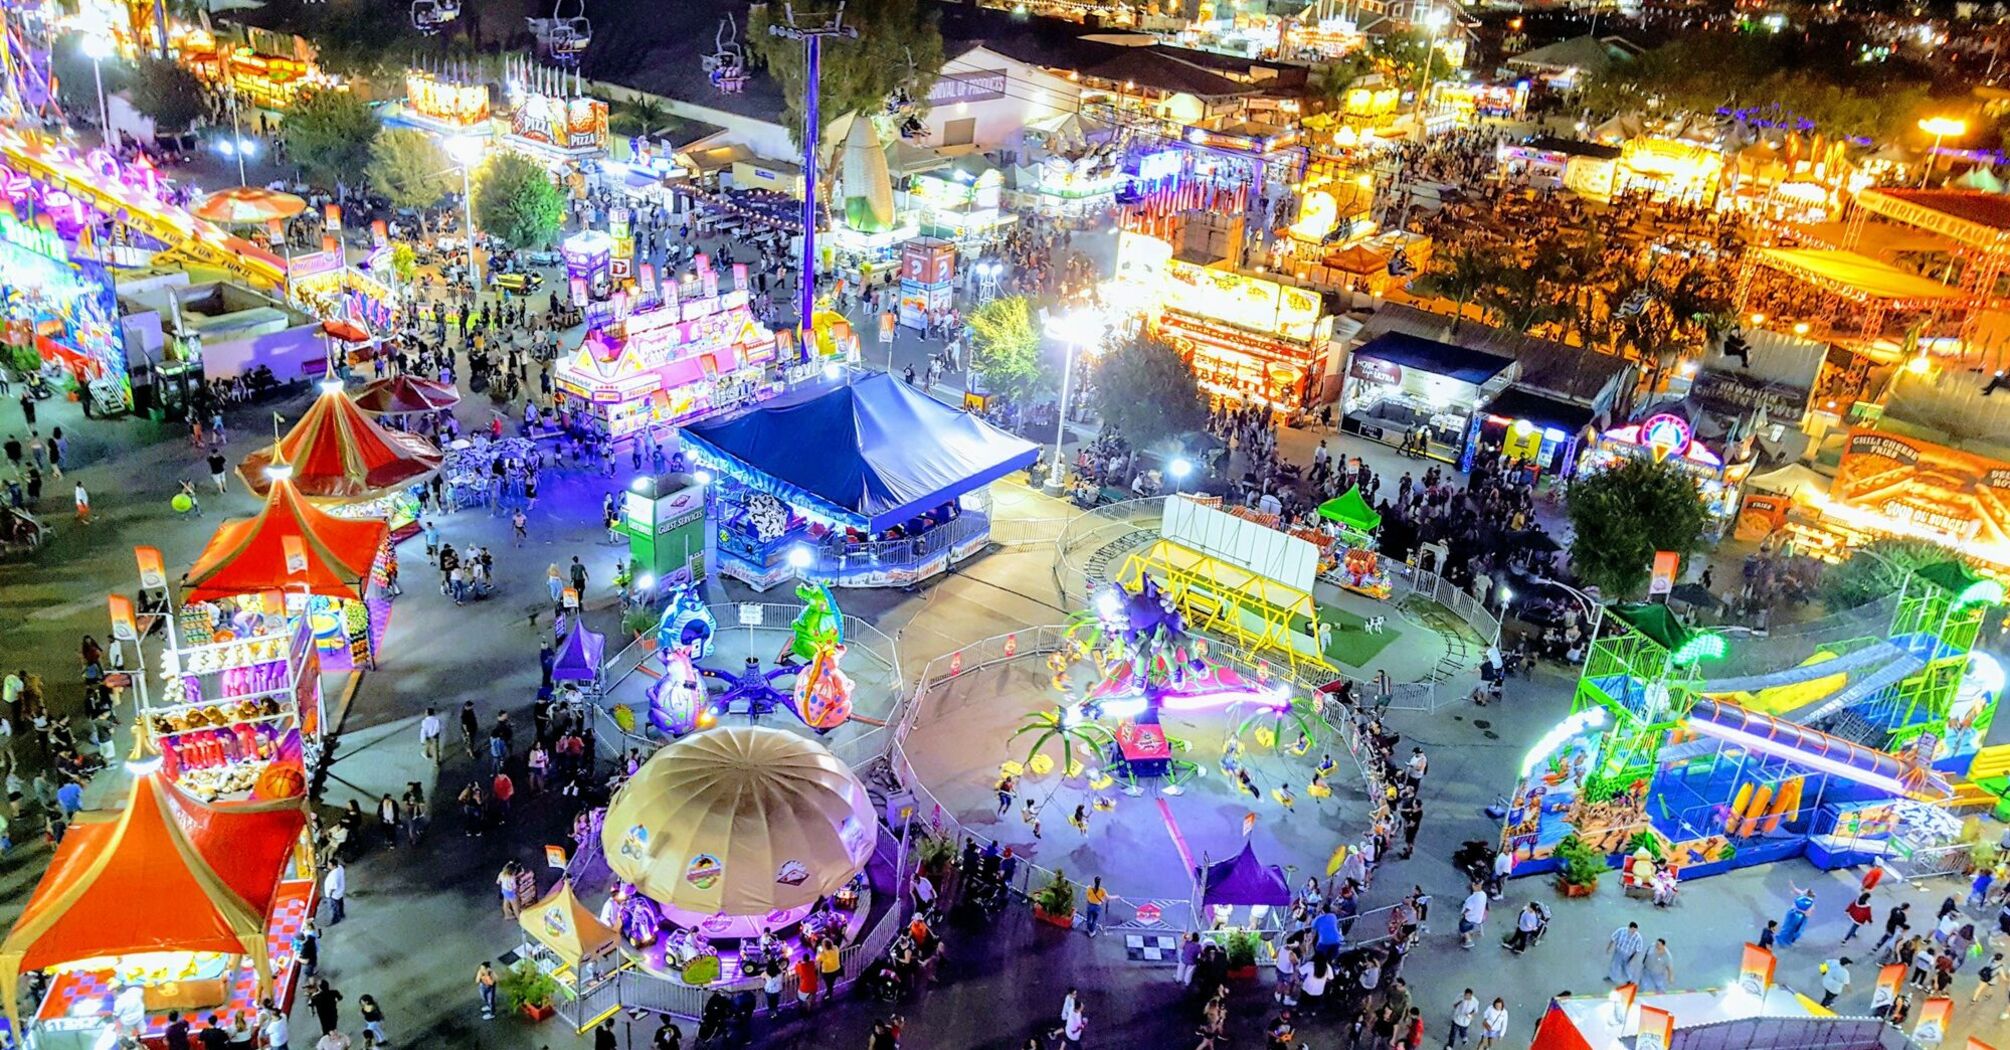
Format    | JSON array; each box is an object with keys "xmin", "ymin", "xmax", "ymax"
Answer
[{"xmin": 602, "ymin": 727, "xmax": 877, "ymax": 918}]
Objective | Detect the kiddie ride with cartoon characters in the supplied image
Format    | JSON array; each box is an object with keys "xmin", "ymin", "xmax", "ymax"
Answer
[{"xmin": 639, "ymin": 582, "xmax": 856, "ymax": 738}]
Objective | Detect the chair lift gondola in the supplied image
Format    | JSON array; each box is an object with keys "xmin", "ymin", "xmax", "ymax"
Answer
[
  {"xmin": 527, "ymin": 0, "xmax": 591, "ymax": 65},
  {"xmin": 883, "ymin": 50, "xmax": 928, "ymax": 141},
  {"xmin": 411, "ymin": 0, "xmax": 461, "ymax": 34},
  {"xmin": 704, "ymin": 14, "xmax": 749, "ymax": 93}
]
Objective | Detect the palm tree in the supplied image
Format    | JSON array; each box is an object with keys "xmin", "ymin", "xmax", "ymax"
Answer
[
  {"xmin": 1412, "ymin": 243, "xmax": 1505, "ymax": 333},
  {"xmin": 1011, "ymin": 706, "xmax": 1116, "ymax": 777}
]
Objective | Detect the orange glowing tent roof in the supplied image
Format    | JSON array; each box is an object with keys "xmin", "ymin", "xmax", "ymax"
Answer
[
  {"xmin": 0, "ymin": 766, "xmax": 306, "ymax": 1018},
  {"xmin": 182, "ymin": 476, "xmax": 389, "ymax": 602},
  {"xmin": 238, "ymin": 384, "xmax": 443, "ymax": 501},
  {"xmin": 352, "ymin": 374, "xmax": 461, "ymax": 415}
]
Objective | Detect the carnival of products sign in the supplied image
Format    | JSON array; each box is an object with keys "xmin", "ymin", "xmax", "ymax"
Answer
[{"xmin": 1164, "ymin": 259, "xmax": 1321, "ymax": 342}]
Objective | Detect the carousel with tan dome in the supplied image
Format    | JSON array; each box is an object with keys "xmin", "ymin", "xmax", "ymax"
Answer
[{"xmin": 598, "ymin": 726, "xmax": 877, "ymax": 984}]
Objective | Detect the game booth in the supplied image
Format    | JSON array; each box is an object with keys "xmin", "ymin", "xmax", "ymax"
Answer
[
  {"xmin": 1340, "ymin": 333, "xmax": 1519, "ymax": 466},
  {"xmin": 1315, "ymin": 486, "xmax": 1391, "ymax": 600},
  {"xmin": 550, "ymin": 261, "xmax": 786, "ymax": 440},
  {"xmin": 514, "ymin": 879, "xmax": 626, "ymax": 1026},
  {"xmin": 238, "ymin": 382, "xmax": 440, "ymax": 544},
  {"xmin": 596, "ymin": 727, "xmax": 875, "ymax": 986},
  {"xmin": 682, "ymin": 373, "xmax": 1038, "ymax": 590},
  {"xmin": 0, "ymin": 763, "xmax": 314, "ymax": 1050},
  {"xmin": 0, "ymin": 201, "xmax": 129, "ymax": 414},
  {"xmin": 1578, "ymin": 414, "xmax": 1753, "ymax": 535},
  {"xmin": 1501, "ymin": 562, "xmax": 2003, "ymax": 884}
]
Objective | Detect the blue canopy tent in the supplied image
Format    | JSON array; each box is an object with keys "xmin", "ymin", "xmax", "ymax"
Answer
[
  {"xmin": 552, "ymin": 622, "xmax": 606, "ymax": 685},
  {"xmin": 681, "ymin": 373, "xmax": 1039, "ymax": 533}
]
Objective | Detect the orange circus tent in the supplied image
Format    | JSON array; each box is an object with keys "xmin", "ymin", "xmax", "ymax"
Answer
[
  {"xmin": 238, "ymin": 384, "xmax": 443, "ymax": 501},
  {"xmin": 0, "ymin": 764, "xmax": 308, "ymax": 1029},
  {"xmin": 182, "ymin": 476, "xmax": 389, "ymax": 603}
]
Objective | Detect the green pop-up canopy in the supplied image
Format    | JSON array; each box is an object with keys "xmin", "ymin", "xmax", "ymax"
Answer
[{"xmin": 1316, "ymin": 486, "xmax": 1382, "ymax": 533}]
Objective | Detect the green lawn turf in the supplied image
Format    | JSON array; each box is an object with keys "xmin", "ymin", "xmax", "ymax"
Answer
[{"xmin": 1290, "ymin": 606, "xmax": 1403, "ymax": 669}]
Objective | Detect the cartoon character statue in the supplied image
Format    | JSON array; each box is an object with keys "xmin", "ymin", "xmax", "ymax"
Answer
[
  {"xmin": 780, "ymin": 582, "xmax": 843, "ymax": 665},
  {"xmin": 647, "ymin": 645, "xmax": 712, "ymax": 737},
  {"xmin": 655, "ymin": 582, "xmax": 717, "ymax": 659},
  {"xmin": 793, "ymin": 643, "xmax": 855, "ymax": 731}
]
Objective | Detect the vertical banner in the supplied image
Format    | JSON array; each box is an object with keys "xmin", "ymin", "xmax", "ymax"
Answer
[
  {"xmin": 1649, "ymin": 550, "xmax": 1680, "ymax": 596},
  {"xmin": 1914, "ymin": 998, "xmax": 1953, "ymax": 1046},
  {"xmin": 282, "ymin": 534, "xmax": 309, "ymax": 575},
  {"xmin": 1635, "ymin": 1007, "xmax": 1673, "ymax": 1050},
  {"xmin": 1872, "ymin": 964, "xmax": 1905, "ymax": 1011},
  {"xmin": 135, "ymin": 546, "xmax": 166, "ymax": 589},
  {"xmin": 108, "ymin": 595, "xmax": 138, "ymax": 643},
  {"xmin": 1738, "ymin": 944, "xmax": 1776, "ymax": 996},
  {"xmin": 878, "ymin": 310, "xmax": 895, "ymax": 345}
]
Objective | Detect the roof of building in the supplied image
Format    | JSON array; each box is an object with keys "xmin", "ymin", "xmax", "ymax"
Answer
[
  {"xmin": 1483, "ymin": 386, "xmax": 1598, "ymax": 435},
  {"xmin": 1861, "ymin": 188, "xmax": 2010, "ymax": 234},
  {"xmin": 1079, "ymin": 48, "xmax": 1258, "ymax": 98},
  {"xmin": 1506, "ymin": 34, "xmax": 1641, "ymax": 75},
  {"xmin": 1523, "ymin": 135, "xmax": 1622, "ymax": 161},
  {"xmin": 1357, "ymin": 304, "xmax": 1634, "ymax": 407},
  {"xmin": 1351, "ymin": 331, "xmax": 1516, "ymax": 388}
]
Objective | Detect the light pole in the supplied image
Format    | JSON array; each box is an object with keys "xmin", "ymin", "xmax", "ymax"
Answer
[
  {"xmin": 80, "ymin": 33, "xmax": 114, "ymax": 149},
  {"xmin": 446, "ymin": 137, "xmax": 485, "ymax": 287},
  {"xmin": 1168, "ymin": 456, "xmax": 1193, "ymax": 493},
  {"xmin": 1413, "ymin": 8, "xmax": 1450, "ymax": 137},
  {"xmin": 1917, "ymin": 116, "xmax": 1967, "ymax": 188},
  {"xmin": 226, "ymin": 81, "xmax": 250, "ymax": 186},
  {"xmin": 1041, "ymin": 311, "xmax": 1098, "ymax": 492}
]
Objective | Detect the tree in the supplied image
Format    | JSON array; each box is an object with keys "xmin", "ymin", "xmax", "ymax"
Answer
[
  {"xmin": 1564, "ymin": 457, "xmax": 1710, "ymax": 598},
  {"xmin": 965, "ymin": 296, "xmax": 1044, "ymax": 402},
  {"xmin": 1091, "ymin": 337, "xmax": 1208, "ymax": 452},
  {"xmin": 1818, "ymin": 539, "xmax": 1955, "ymax": 612},
  {"xmin": 389, "ymin": 242, "xmax": 418, "ymax": 286},
  {"xmin": 282, "ymin": 89, "xmax": 381, "ymax": 189},
  {"xmin": 1411, "ymin": 242, "xmax": 1506, "ymax": 331},
  {"xmin": 472, "ymin": 152, "xmax": 566, "ymax": 250},
  {"xmin": 368, "ymin": 129, "xmax": 456, "ymax": 213},
  {"xmin": 129, "ymin": 57, "xmax": 204, "ymax": 133},
  {"xmin": 747, "ymin": 0, "xmax": 945, "ymax": 144}
]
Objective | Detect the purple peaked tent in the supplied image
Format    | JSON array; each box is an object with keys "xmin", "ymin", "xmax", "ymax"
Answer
[
  {"xmin": 553, "ymin": 623, "xmax": 606, "ymax": 683},
  {"xmin": 1197, "ymin": 842, "xmax": 1292, "ymax": 907}
]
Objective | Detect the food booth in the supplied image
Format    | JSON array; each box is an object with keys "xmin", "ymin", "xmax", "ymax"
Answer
[
  {"xmin": 1340, "ymin": 332, "xmax": 1518, "ymax": 465},
  {"xmin": 1148, "ymin": 255, "xmax": 1336, "ymax": 412},
  {"xmin": 1579, "ymin": 413, "xmax": 1754, "ymax": 533},
  {"xmin": 1467, "ymin": 385, "xmax": 1595, "ymax": 480},
  {"xmin": 1784, "ymin": 428, "xmax": 2010, "ymax": 568},
  {"xmin": 0, "ymin": 766, "xmax": 314, "ymax": 1050},
  {"xmin": 550, "ymin": 262, "xmax": 782, "ymax": 440},
  {"xmin": 394, "ymin": 68, "xmax": 492, "ymax": 136}
]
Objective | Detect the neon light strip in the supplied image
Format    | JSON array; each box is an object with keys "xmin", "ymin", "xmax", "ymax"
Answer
[
  {"xmin": 1684, "ymin": 716, "xmax": 1911, "ymax": 797},
  {"xmin": 1159, "ymin": 688, "xmax": 1290, "ymax": 712}
]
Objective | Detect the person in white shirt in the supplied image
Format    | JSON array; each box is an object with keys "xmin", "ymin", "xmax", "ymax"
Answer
[
  {"xmin": 913, "ymin": 872, "xmax": 936, "ymax": 914},
  {"xmin": 324, "ymin": 860, "xmax": 348, "ymax": 924},
  {"xmin": 1407, "ymin": 747, "xmax": 1429, "ymax": 786},
  {"xmin": 1459, "ymin": 883, "xmax": 1489, "ymax": 948},
  {"xmin": 1449, "ymin": 989, "xmax": 1480, "ymax": 1047},
  {"xmin": 1820, "ymin": 957, "xmax": 1852, "ymax": 1007},
  {"xmin": 1478, "ymin": 999, "xmax": 1508, "ymax": 1050},
  {"xmin": 418, "ymin": 707, "xmax": 442, "ymax": 763},
  {"xmin": 1060, "ymin": 988, "xmax": 1081, "ymax": 1028},
  {"xmin": 262, "ymin": 1010, "xmax": 292, "ymax": 1050},
  {"xmin": 1061, "ymin": 1006, "xmax": 1087, "ymax": 1050}
]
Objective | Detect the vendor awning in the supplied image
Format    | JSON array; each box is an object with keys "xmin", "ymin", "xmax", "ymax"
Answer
[
  {"xmin": 182, "ymin": 476, "xmax": 389, "ymax": 603},
  {"xmin": 1749, "ymin": 248, "xmax": 1967, "ymax": 303},
  {"xmin": 518, "ymin": 879, "xmax": 619, "ymax": 967},
  {"xmin": 0, "ymin": 767, "xmax": 307, "ymax": 1027},
  {"xmin": 553, "ymin": 623, "xmax": 605, "ymax": 683},
  {"xmin": 239, "ymin": 385, "xmax": 443, "ymax": 502},
  {"xmin": 681, "ymin": 373, "xmax": 1039, "ymax": 532},
  {"xmin": 1351, "ymin": 332, "xmax": 1517, "ymax": 387},
  {"xmin": 1196, "ymin": 842, "xmax": 1291, "ymax": 907},
  {"xmin": 1316, "ymin": 486, "xmax": 1382, "ymax": 532},
  {"xmin": 1483, "ymin": 386, "xmax": 1597, "ymax": 436}
]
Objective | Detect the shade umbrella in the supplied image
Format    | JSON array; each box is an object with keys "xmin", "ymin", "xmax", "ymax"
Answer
[
  {"xmin": 190, "ymin": 187, "xmax": 309, "ymax": 225},
  {"xmin": 322, "ymin": 319, "xmax": 371, "ymax": 343},
  {"xmin": 1668, "ymin": 582, "xmax": 1722, "ymax": 610},
  {"xmin": 352, "ymin": 375, "xmax": 461, "ymax": 415}
]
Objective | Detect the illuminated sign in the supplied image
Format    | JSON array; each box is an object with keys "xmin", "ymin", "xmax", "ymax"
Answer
[
  {"xmin": 404, "ymin": 71, "xmax": 489, "ymax": 127},
  {"xmin": 510, "ymin": 93, "xmax": 609, "ymax": 154},
  {"xmin": 1831, "ymin": 428, "xmax": 2010, "ymax": 557},
  {"xmin": 1639, "ymin": 413, "xmax": 1694, "ymax": 458},
  {"xmin": 1163, "ymin": 260, "xmax": 1322, "ymax": 342}
]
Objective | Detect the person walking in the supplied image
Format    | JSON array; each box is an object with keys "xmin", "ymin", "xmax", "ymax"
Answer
[
  {"xmin": 475, "ymin": 962, "xmax": 498, "ymax": 1020},
  {"xmin": 1974, "ymin": 953, "xmax": 2003, "ymax": 1004},
  {"xmin": 1820, "ymin": 957, "xmax": 1852, "ymax": 1007},
  {"xmin": 355, "ymin": 996, "xmax": 387, "ymax": 1047},
  {"xmin": 1844, "ymin": 893, "xmax": 1874, "ymax": 942},
  {"xmin": 1607, "ymin": 922, "xmax": 1646, "ymax": 984},
  {"xmin": 323, "ymin": 860, "xmax": 347, "ymax": 924},
  {"xmin": 1641, "ymin": 939, "xmax": 1675, "ymax": 993},
  {"xmin": 418, "ymin": 708, "xmax": 441, "ymax": 763},
  {"xmin": 307, "ymin": 979, "xmax": 343, "ymax": 1036},
  {"xmin": 1459, "ymin": 881, "xmax": 1488, "ymax": 949},
  {"xmin": 816, "ymin": 937, "xmax": 840, "ymax": 1003},
  {"xmin": 1447, "ymin": 989, "xmax": 1479, "ymax": 1048},
  {"xmin": 72, "ymin": 481, "xmax": 89, "ymax": 523},
  {"xmin": 208, "ymin": 451, "xmax": 229, "ymax": 493},
  {"xmin": 1477, "ymin": 998, "xmax": 1508, "ymax": 1050},
  {"xmin": 1874, "ymin": 902, "xmax": 1912, "ymax": 955}
]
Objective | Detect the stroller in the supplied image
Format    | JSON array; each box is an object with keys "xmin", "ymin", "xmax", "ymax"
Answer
[
  {"xmin": 859, "ymin": 955, "xmax": 904, "ymax": 1002},
  {"xmin": 1501, "ymin": 902, "xmax": 1551, "ymax": 954}
]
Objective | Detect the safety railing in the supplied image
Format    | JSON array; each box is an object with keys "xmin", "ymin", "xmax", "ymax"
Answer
[
  {"xmin": 1051, "ymin": 496, "xmax": 1168, "ymax": 602},
  {"xmin": 798, "ymin": 507, "xmax": 993, "ymax": 580},
  {"xmin": 1385, "ymin": 561, "xmax": 1502, "ymax": 646}
]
